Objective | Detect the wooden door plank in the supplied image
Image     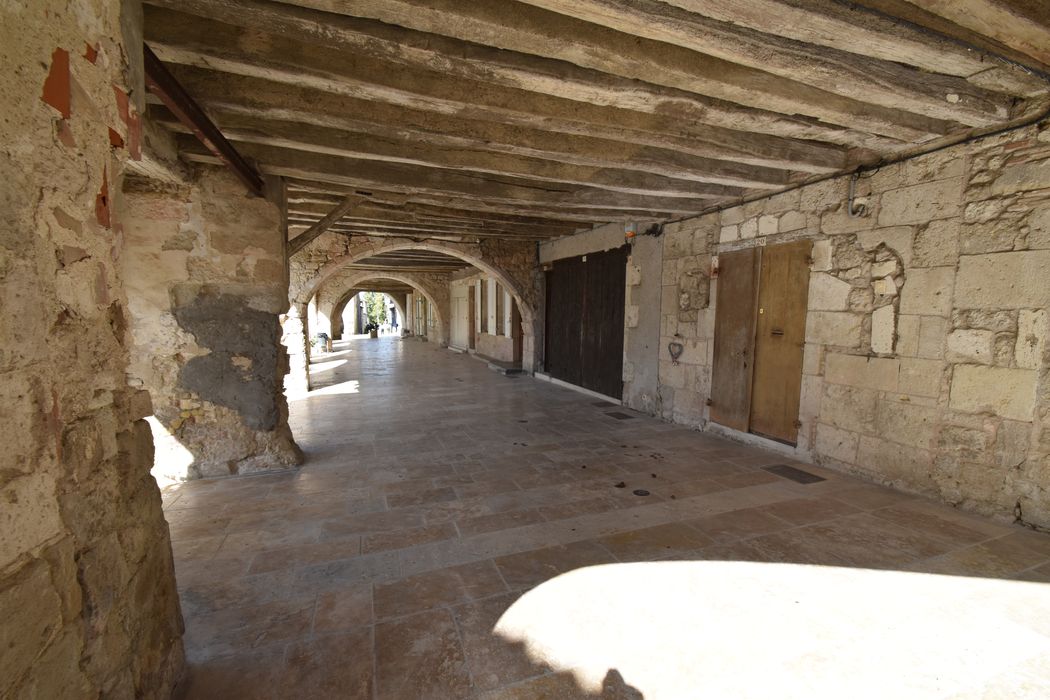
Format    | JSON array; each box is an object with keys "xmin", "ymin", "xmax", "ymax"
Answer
[
  {"xmin": 710, "ymin": 247, "xmax": 761, "ymax": 431},
  {"xmin": 749, "ymin": 240, "xmax": 812, "ymax": 444}
]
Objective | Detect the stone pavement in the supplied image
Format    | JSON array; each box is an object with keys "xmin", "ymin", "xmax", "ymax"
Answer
[{"xmin": 163, "ymin": 337, "xmax": 1050, "ymax": 699}]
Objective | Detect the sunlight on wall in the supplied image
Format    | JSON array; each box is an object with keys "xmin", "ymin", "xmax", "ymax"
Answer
[
  {"xmin": 496, "ymin": 561, "xmax": 1050, "ymax": 698},
  {"xmin": 147, "ymin": 416, "xmax": 194, "ymax": 487}
]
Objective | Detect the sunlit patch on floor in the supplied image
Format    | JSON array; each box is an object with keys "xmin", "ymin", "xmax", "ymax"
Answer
[{"xmin": 495, "ymin": 561, "xmax": 1050, "ymax": 698}]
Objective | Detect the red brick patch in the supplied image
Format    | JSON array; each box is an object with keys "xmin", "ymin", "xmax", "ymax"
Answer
[{"xmin": 42, "ymin": 47, "xmax": 71, "ymax": 118}]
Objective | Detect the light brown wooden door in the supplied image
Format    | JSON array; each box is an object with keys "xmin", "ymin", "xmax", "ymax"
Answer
[
  {"xmin": 749, "ymin": 240, "xmax": 812, "ymax": 444},
  {"xmin": 710, "ymin": 247, "xmax": 761, "ymax": 432}
]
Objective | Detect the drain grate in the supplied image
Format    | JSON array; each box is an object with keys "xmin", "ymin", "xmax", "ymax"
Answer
[
  {"xmin": 763, "ymin": 464, "xmax": 826, "ymax": 484},
  {"xmin": 605, "ymin": 411, "xmax": 636, "ymax": 420}
]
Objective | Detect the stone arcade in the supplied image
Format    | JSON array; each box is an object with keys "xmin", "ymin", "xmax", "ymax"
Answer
[{"xmin": 4, "ymin": 1, "xmax": 1050, "ymax": 697}]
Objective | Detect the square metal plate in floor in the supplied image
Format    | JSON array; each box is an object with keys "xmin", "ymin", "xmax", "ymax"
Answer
[
  {"xmin": 605, "ymin": 411, "xmax": 636, "ymax": 420},
  {"xmin": 763, "ymin": 464, "xmax": 826, "ymax": 484}
]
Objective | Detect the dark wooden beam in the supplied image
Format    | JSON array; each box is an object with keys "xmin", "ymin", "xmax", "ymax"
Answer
[
  {"xmin": 142, "ymin": 44, "xmax": 264, "ymax": 196},
  {"xmin": 287, "ymin": 194, "xmax": 360, "ymax": 256}
]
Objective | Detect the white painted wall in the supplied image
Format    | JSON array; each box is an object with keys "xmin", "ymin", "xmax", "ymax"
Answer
[{"xmin": 451, "ymin": 283, "xmax": 470, "ymax": 348}]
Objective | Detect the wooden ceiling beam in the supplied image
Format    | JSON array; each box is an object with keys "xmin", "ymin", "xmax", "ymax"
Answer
[
  {"xmin": 142, "ymin": 44, "xmax": 264, "ymax": 195},
  {"xmin": 514, "ymin": 0, "xmax": 1024, "ymax": 125},
  {"xmin": 154, "ymin": 109, "xmax": 787, "ymax": 191},
  {"xmin": 285, "ymin": 179, "xmax": 681, "ymax": 223},
  {"xmin": 159, "ymin": 66, "xmax": 848, "ymax": 174},
  {"xmin": 241, "ymin": 0, "xmax": 956, "ymax": 139},
  {"xmin": 176, "ymin": 139, "xmax": 722, "ymax": 215},
  {"xmin": 144, "ymin": 6, "xmax": 904, "ymax": 150},
  {"xmin": 147, "ymin": 0, "xmax": 1016, "ymax": 128},
  {"xmin": 287, "ymin": 193, "xmax": 361, "ymax": 256}
]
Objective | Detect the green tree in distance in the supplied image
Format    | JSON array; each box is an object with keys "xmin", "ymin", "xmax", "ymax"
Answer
[{"xmin": 364, "ymin": 291, "xmax": 388, "ymax": 330}]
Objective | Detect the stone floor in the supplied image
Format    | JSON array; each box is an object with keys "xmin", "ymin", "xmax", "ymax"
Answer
[{"xmin": 163, "ymin": 337, "xmax": 1050, "ymax": 699}]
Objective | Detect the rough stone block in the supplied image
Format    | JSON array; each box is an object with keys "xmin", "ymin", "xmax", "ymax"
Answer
[
  {"xmin": 824, "ymin": 353, "xmax": 900, "ymax": 392},
  {"xmin": 956, "ymin": 251, "xmax": 1050, "ymax": 309},
  {"xmin": 806, "ymin": 311, "xmax": 862, "ymax": 347},
  {"xmin": 949, "ymin": 365, "xmax": 1038, "ymax": 421},
  {"xmin": 815, "ymin": 423, "xmax": 859, "ymax": 464},
  {"xmin": 871, "ymin": 305, "xmax": 896, "ymax": 354},
  {"xmin": 1016, "ymin": 309, "xmax": 1048, "ymax": 370},
  {"xmin": 913, "ymin": 220, "xmax": 959, "ymax": 267},
  {"xmin": 758, "ymin": 215, "xmax": 778, "ymax": 236},
  {"xmin": 899, "ymin": 357, "xmax": 944, "ymax": 398},
  {"xmin": 808, "ymin": 273, "xmax": 852, "ymax": 311},
  {"xmin": 917, "ymin": 316, "xmax": 946, "ymax": 359},
  {"xmin": 1028, "ymin": 206, "xmax": 1050, "ymax": 250},
  {"xmin": 946, "ymin": 329, "xmax": 996, "ymax": 364},
  {"xmin": 821, "ymin": 383, "xmax": 878, "ymax": 433},
  {"xmin": 857, "ymin": 435, "xmax": 934, "ymax": 485},
  {"xmin": 779, "ymin": 210, "xmax": 807, "ymax": 233},
  {"xmin": 856, "ymin": 226, "xmax": 914, "ymax": 266},
  {"xmin": 877, "ymin": 399, "xmax": 939, "ymax": 449},
  {"xmin": 878, "ymin": 178, "xmax": 963, "ymax": 226},
  {"xmin": 899, "ymin": 267, "xmax": 955, "ymax": 317},
  {"xmin": 896, "ymin": 314, "xmax": 920, "ymax": 357},
  {"xmin": 811, "ymin": 239, "xmax": 833, "ymax": 272},
  {"xmin": 990, "ymin": 160, "xmax": 1050, "ymax": 196},
  {"xmin": 721, "ymin": 206, "xmax": 746, "ymax": 226},
  {"xmin": 739, "ymin": 218, "xmax": 758, "ymax": 240},
  {"xmin": 625, "ymin": 264, "xmax": 642, "ymax": 286}
]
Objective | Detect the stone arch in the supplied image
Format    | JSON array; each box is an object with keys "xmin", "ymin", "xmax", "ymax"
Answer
[
  {"xmin": 330, "ymin": 288, "xmax": 407, "ymax": 338},
  {"xmin": 320, "ymin": 271, "xmax": 447, "ymax": 344},
  {"xmin": 292, "ymin": 238, "xmax": 539, "ymax": 371}
]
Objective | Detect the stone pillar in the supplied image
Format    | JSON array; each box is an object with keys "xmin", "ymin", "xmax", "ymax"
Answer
[
  {"xmin": 121, "ymin": 167, "xmax": 302, "ymax": 479},
  {"xmin": 1, "ymin": 1, "xmax": 184, "ymax": 696},
  {"xmin": 283, "ymin": 302, "xmax": 312, "ymax": 398}
]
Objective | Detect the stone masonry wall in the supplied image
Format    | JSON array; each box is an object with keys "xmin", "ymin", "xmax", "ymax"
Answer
[
  {"xmin": 121, "ymin": 166, "xmax": 301, "ymax": 479},
  {"xmin": 1, "ymin": 1, "xmax": 184, "ymax": 696},
  {"xmin": 655, "ymin": 121, "xmax": 1050, "ymax": 528}
]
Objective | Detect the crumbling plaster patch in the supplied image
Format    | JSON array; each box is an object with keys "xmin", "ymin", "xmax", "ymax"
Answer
[{"xmin": 121, "ymin": 167, "xmax": 301, "ymax": 479}]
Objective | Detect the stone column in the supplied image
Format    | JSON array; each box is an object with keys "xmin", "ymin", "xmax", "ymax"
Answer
[
  {"xmin": 2, "ymin": 1, "xmax": 184, "ymax": 696},
  {"xmin": 121, "ymin": 167, "xmax": 302, "ymax": 479},
  {"xmin": 282, "ymin": 302, "xmax": 312, "ymax": 398}
]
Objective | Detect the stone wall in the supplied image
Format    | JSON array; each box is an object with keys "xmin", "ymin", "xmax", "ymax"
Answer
[
  {"xmin": 121, "ymin": 166, "xmax": 301, "ymax": 479},
  {"xmin": 1, "ymin": 1, "xmax": 184, "ymax": 696},
  {"xmin": 654, "ymin": 121, "xmax": 1050, "ymax": 527}
]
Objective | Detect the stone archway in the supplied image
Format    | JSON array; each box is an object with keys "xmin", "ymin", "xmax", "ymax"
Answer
[
  {"xmin": 318, "ymin": 270, "xmax": 449, "ymax": 344},
  {"xmin": 288, "ymin": 237, "xmax": 540, "ymax": 383},
  {"xmin": 330, "ymin": 289, "xmax": 407, "ymax": 338}
]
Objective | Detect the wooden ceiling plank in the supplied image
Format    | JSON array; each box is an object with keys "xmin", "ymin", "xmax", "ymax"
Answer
[
  {"xmin": 144, "ymin": 6, "xmax": 906, "ymax": 149},
  {"xmin": 160, "ymin": 66, "xmax": 850, "ymax": 173},
  {"xmin": 154, "ymin": 109, "xmax": 789, "ymax": 190}
]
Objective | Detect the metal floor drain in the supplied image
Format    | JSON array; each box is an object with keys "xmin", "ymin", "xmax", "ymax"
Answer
[
  {"xmin": 763, "ymin": 464, "xmax": 825, "ymax": 484},
  {"xmin": 605, "ymin": 411, "xmax": 636, "ymax": 420}
]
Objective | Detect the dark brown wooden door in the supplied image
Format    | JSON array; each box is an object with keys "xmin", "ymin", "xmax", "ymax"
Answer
[
  {"xmin": 710, "ymin": 247, "xmax": 761, "ymax": 431},
  {"xmin": 749, "ymin": 240, "xmax": 812, "ymax": 444},
  {"xmin": 544, "ymin": 246, "xmax": 627, "ymax": 398}
]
